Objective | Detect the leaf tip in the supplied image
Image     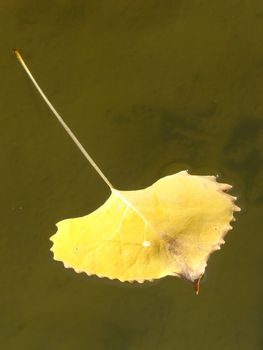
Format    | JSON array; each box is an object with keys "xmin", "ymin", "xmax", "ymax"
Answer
[{"xmin": 193, "ymin": 278, "xmax": 201, "ymax": 295}]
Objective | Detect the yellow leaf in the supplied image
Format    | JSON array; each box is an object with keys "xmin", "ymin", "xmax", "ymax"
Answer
[
  {"xmin": 50, "ymin": 171, "xmax": 240, "ymax": 290},
  {"xmin": 13, "ymin": 51, "xmax": 240, "ymax": 293}
]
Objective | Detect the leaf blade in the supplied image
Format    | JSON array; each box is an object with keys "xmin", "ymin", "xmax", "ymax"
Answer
[{"xmin": 50, "ymin": 171, "xmax": 239, "ymax": 285}]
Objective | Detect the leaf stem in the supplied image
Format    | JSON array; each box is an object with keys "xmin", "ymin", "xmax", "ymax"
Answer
[{"xmin": 13, "ymin": 49, "xmax": 114, "ymax": 190}]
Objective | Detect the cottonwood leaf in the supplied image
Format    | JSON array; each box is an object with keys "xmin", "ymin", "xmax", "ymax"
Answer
[
  {"xmin": 50, "ymin": 171, "xmax": 240, "ymax": 291},
  {"xmin": 13, "ymin": 51, "xmax": 240, "ymax": 293}
]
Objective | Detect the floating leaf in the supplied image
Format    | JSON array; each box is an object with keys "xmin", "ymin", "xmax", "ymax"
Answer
[
  {"xmin": 14, "ymin": 50, "xmax": 240, "ymax": 293},
  {"xmin": 50, "ymin": 171, "xmax": 240, "ymax": 291}
]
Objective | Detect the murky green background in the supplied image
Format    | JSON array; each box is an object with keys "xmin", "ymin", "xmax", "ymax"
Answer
[{"xmin": 1, "ymin": 1, "xmax": 263, "ymax": 349}]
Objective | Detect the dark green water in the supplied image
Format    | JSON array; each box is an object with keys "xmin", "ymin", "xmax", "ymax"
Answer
[{"xmin": 1, "ymin": 1, "xmax": 263, "ymax": 349}]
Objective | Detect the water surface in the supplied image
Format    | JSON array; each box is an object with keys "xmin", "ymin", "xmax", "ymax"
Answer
[{"xmin": 1, "ymin": 1, "xmax": 263, "ymax": 349}]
